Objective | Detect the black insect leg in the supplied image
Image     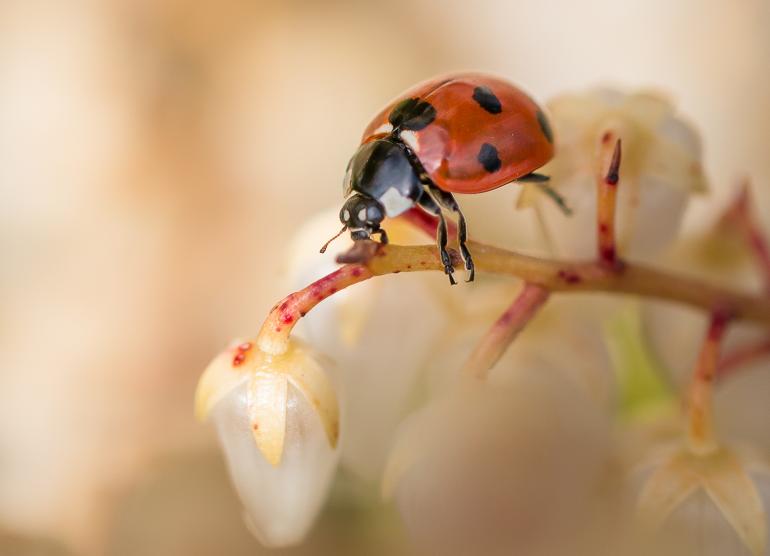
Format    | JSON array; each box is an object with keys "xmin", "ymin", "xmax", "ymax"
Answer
[
  {"xmin": 416, "ymin": 192, "xmax": 456, "ymax": 285},
  {"xmin": 374, "ymin": 227, "xmax": 389, "ymax": 245},
  {"xmin": 426, "ymin": 185, "xmax": 474, "ymax": 282}
]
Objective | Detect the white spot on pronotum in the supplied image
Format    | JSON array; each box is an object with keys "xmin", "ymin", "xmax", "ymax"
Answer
[
  {"xmin": 400, "ymin": 130, "xmax": 419, "ymax": 152},
  {"xmin": 380, "ymin": 187, "xmax": 414, "ymax": 217},
  {"xmin": 358, "ymin": 208, "xmax": 367, "ymax": 222},
  {"xmin": 373, "ymin": 123, "xmax": 393, "ymax": 135},
  {"xmin": 343, "ymin": 209, "xmax": 350, "ymax": 222}
]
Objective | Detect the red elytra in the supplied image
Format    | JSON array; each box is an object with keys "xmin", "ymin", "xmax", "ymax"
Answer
[{"xmin": 361, "ymin": 73, "xmax": 555, "ymax": 194}]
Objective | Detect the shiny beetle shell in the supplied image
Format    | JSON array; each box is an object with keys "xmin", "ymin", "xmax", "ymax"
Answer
[{"xmin": 361, "ymin": 73, "xmax": 555, "ymax": 194}]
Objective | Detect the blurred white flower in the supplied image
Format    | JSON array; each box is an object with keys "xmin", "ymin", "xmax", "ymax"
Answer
[
  {"xmin": 285, "ymin": 208, "xmax": 447, "ymax": 481},
  {"xmin": 521, "ymin": 89, "xmax": 708, "ymax": 260},
  {"xmin": 636, "ymin": 443, "xmax": 770, "ymax": 556},
  {"xmin": 384, "ymin": 371, "xmax": 617, "ymax": 556},
  {"xmin": 195, "ymin": 337, "xmax": 340, "ymax": 546}
]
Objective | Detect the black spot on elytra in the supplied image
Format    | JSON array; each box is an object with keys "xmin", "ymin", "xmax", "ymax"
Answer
[
  {"xmin": 389, "ymin": 98, "xmax": 437, "ymax": 131},
  {"xmin": 477, "ymin": 143, "xmax": 501, "ymax": 173},
  {"xmin": 536, "ymin": 109, "xmax": 554, "ymax": 143},
  {"xmin": 472, "ymin": 86, "xmax": 502, "ymax": 114}
]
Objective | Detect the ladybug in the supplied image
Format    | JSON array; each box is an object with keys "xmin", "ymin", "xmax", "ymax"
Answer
[{"xmin": 324, "ymin": 73, "xmax": 555, "ymax": 284}]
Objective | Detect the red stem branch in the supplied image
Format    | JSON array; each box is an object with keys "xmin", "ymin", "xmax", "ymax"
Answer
[
  {"xmin": 687, "ymin": 310, "xmax": 732, "ymax": 454},
  {"xmin": 597, "ymin": 136, "xmax": 623, "ymax": 269},
  {"xmin": 723, "ymin": 181, "xmax": 770, "ymax": 294},
  {"xmin": 717, "ymin": 336, "xmax": 770, "ymax": 380},
  {"xmin": 461, "ymin": 283, "xmax": 551, "ymax": 379}
]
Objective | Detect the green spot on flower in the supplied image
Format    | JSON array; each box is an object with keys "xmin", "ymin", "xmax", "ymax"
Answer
[{"xmin": 604, "ymin": 302, "xmax": 676, "ymax": 422}]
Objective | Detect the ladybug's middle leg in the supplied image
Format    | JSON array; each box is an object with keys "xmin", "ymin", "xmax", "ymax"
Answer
[
  {"xmin": 425, "ymin": 185, "xmax": 474, "ymax": 283},
  {"xmin": 416, "ymin": 191, "xmax": 457, "ymax": 285}
]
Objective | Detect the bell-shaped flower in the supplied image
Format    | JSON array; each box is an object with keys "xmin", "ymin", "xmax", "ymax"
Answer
[
  {"xmin": 616, "ymin": 310, "xmax": 770, "ymax": 555},
  {"xmin": 636, "ymin": 444, "xmax": 770, "ymax": 556},
  {"xmin": 519, "ymin": 88, "xmax": 708, "ymax": 260},
  {"xmin": 383, "ymin": 371, "xmax": 615, "ymax": 556},
  {"xmin": 195, "ymin": 337, "xmax": 340, "ymax": 547}
]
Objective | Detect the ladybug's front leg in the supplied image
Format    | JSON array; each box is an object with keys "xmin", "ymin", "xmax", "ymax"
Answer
[
  {"xmin": 426, "ymin": 185, "xmax": 474, "ymax": 282},
  {"xmin": 416, "ymin": 192, "xmax": 457, "ymax": 285}
]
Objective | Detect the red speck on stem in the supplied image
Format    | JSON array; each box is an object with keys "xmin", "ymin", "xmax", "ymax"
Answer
[
  {"xmin": 351, "ymin": 267, "xmax": 363, "ymax": 277},
  {"xmin": 282, "ymin": 314, "xmax": 294, "ymax": 324},
  {"xmin": 600, "ymin": 246, "xmax": 616, "ymax": 264},
  {"xmin": 557, "ymin": 269, "xmax": 582, "ymax": 284}
]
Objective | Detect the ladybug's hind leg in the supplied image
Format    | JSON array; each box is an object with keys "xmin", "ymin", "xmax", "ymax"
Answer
[
  {"xmin": 416, "ymin": 192, "xmax": 457, "ymax": 285},
  {"xmin": 425, "ymin": 185, "xmax": 474, "ymax": 283}
]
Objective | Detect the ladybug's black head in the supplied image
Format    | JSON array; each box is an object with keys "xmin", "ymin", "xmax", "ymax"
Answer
[
  {"xmin": 321, "ymin": 138, "xmax": 422, "ymax": 253},
  {"xmin": 339, "ymin": 194, "xmax": 385, "ymax": 239},
  {"xmin": 343, "ymin": 139, "xmax": 423, "ymax": 219}
]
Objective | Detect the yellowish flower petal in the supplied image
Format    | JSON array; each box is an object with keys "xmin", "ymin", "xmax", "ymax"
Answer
[
  {"xmin": 638, "ymin": 454, "xmax": 700, "ymax": 529},
  {"xmin": 248, "ymin": 372, "xmax": 289, "ymax": 466},
  {"xmin": 194, "ymin": 339, "xmax": 252, "ymax": 421},
  {"xmin": 279, "ymin": 342, "xmax": 340, "ymax": 449},
  {"xmin": 703, "ymin": 451, "xmax": 767, "ymax": 556}
]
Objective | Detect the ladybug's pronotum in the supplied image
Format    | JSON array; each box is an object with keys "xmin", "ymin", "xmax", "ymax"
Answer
[{"xmin": 323, "ymin": 73, "xmax": 555, "ymax": 284}]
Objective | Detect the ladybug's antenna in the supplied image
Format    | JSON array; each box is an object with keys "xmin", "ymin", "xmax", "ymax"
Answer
[{"xmin": 319, "ymin": 225, "xmax": 347, "ymax": 253}]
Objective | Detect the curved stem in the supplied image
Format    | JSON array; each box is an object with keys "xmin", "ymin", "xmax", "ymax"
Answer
[
  {"xmin": 718, "ymin": 336, "xmax": 770, "ymax": 380},
  {"xmin": 686, "ymin": 311, "xmax": 731, "ymax": 455},
  {"xmin": 255, "ymin": 240, "xmax": 770, "ymax": 357},
  {"xmin": 461, "ymin": 283, "xmax": 550, "ymax": 379},
  {"xmin": 256, "ymin": 264, "xmax": 373, "ymax": 355},
  {"xmin": 722, "ymin": 180, "xmax": 770, "ymax": 294}
]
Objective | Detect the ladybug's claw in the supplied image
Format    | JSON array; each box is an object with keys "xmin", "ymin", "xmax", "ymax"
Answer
[{"xmin": 461, "ymin": 244, "xmax": 475, "ymax": 282}]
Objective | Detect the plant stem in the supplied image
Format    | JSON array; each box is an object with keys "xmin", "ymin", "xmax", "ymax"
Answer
[
  {"xmin": 718, "ymin": 336, "xmax": 770, "ymax": 380},
  {"xmin": 256, "ymin": 264, "xmax": 373, "ymax": 355},
  {"xmin": 255, "ymin": 240, "xmax": 770, "ymax": 356},
  {"xmin": 461, "ymin": 283, "xmax": 550, "ymax": 379},
  {"xmin": 597, "ymin": 136, "xmax": 622, "ymax": 269},
  {"xmin": 723, "ymin": 181, "xmax": 770, "ymax": 294},
  {"xmin": 686, "ymin": 311, "xmax": 730, "ymax": 455}
]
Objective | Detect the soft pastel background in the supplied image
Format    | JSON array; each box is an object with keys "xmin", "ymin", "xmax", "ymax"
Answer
[{"xmin": 1, "ymin": 1, "xmax": 769, "ymax": 554}]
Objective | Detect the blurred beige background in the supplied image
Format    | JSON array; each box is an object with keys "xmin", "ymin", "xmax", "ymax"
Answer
[{"xmin": 1, "ymin": 0, "xmax": 769, "ymax": 554}]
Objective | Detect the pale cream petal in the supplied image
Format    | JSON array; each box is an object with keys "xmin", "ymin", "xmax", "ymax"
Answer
[
  {"xmin": 248, "ymin": 372, "xmax": 289, "ymax": 466},
  {"xmin": 703, "ymin": 452, "xmax": 767, "ymax": 556},
  {"xmin": 276, "ymin": 342, "xmax": 340, "ymax": 449},
  {"xmin": 637, "ymin": 455, "xmax": 700, "ymax": 529},
  {"xmin": 194, "ymin": 339, "xmax": 252, "ymax": 421},
  {"xmin": 381, "ymin": 410, "xmax": 432, "ymax": 499}
]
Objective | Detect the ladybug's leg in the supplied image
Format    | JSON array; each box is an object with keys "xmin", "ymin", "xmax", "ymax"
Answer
[
  {"xmin": 416, "ymin": 192, "xmax": 457, "ymax": 285},
  {"xmin": 425, "ymin": 185, "xmax": 474, "ymax": 283},
  {"xmin": 375, "ymin": 227, "xmax": 389, "ymax": 245}
]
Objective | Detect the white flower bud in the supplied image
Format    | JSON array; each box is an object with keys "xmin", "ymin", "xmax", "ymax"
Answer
[
  {"xmin": 521, "ymin": 89, "xmax": 708, "ymax": 260},
  {"xmin": 212, "ymin": 378, "xmax": 339, "ymax": 547},
  {"xmin": 195, "ymin": 338, "xmax": 340, "ymax": 547}
]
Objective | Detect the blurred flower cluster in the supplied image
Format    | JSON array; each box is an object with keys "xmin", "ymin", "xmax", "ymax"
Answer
[{"xmin": 196, "ymin": 87, "xmax": 770, "ymax": 556}]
